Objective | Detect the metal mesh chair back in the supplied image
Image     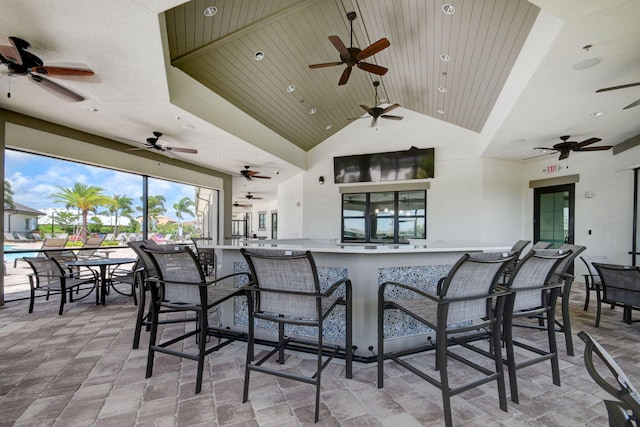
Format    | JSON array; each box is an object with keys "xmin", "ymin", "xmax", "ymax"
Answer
[
  {"xmin": 508, "ymin": 249, "xmax": 571, "ymax": 311},
  {"xmin": 593, "ymin": 263, "xmax": 640, "ymax": 308},
  {"xmin": 77, "ymin": 235, "xmax": 106, "ymax": 257},
  {"xmin": 440, "ymin": 251, "xmax": 515, "ymax": 323},
  {"xmin": 511, "ymin": 240, "xmax": 530, "ymax": 256},
  {"xmin": 554, "ymin": 244, "xmax": 586, "ymax": 276},
  {"xmin": 128, "ymin": 240, "xmax": 157, "ymax": 275},
  {"xmin": 532, "ymin": 241, "xmax": 553, "ymax": 250},
  {"xmin": 580, "ymin": 256, "xmax": 612, "ymax": 285},
  {"xmin": 241, "ymin": 249, "xmax": 320, "ymax": 320},
  {"xmin": 24, "ymin": 257, "xmax": 64, "ymax": 290},
  {"xmin": 143, "ymin": 245, "xmax": 205, "ymax": 304}
]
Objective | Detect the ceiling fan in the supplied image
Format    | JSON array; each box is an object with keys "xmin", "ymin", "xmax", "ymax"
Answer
[
  {"xmin": 233, "ymin": 202, "xmax": 252, "ymax": 208},
  {"xmin": 244, "ymin": 192, "xmax": 263, "ymax": 200},
  {"xmin": 240, "ymin": 166, "xmax": 271, "ymax": 180},
  {"xmin": 349, "ymin": 81, "xmax": 403, "ymax": 127},
  {"xmin": 309, "ymin": 11, "xmax": 390, "ymax": 86},
  {"xmin": 596, "ymin": 82, "xmax": 640, "ymax": 109},
  {"xmin": 0, "ymin": 35, "xmax": 94, "ymax": 101},
  {"xmin": 126, "ymin": 131, "xmax": 198, "ymax": 156},
  {"xmin": 533, "ymin": 135, "xmax": 612, "ymax": 160}
]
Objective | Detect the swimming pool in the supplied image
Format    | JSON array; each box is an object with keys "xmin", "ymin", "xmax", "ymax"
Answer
[{"xmin": 3, "ymin": 245, "xmax": 37, "ymax": 261}]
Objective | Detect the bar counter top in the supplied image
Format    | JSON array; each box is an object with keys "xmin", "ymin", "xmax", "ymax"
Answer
[{"xmin": 203, "ymin": 238, "xmax": 512, "ymax": 254}]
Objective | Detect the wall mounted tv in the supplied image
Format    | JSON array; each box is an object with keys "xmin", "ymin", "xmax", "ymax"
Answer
[{"xmin": 334, "ymin": 147, "xmax": 434, "ymax": 183}]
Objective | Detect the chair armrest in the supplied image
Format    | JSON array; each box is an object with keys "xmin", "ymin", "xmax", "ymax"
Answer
[
  {"xmin": 204, "ymin": 271, "xmax": 252, "ymax": 286},
  {"xmin": 380, "ymin": 281, "xmax": 439, "ymax": 302},
  {"xmin": 321, "ymin": 278, "xmax": 351, "ymax": 297},
  {"xmin": 242, "ymin": 284, "xmax": 328, "ymax": 298}
]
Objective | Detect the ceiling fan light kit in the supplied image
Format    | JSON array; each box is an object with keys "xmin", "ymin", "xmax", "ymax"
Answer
[{"xmin": 348, "ymin": 81, "xmax": 404, "ymax": 127}]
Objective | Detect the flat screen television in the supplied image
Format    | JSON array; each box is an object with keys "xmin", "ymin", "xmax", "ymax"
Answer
[{"xmin": 334, "ymin": 147, "xmax": 434, "ymax": 183}]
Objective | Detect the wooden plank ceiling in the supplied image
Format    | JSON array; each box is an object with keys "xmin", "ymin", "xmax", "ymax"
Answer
[{"xmin": 166, "ymin": 0, "xmax": 539, "ymax": 151}]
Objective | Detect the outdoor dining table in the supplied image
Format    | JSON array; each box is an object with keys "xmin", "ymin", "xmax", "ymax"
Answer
[{"xmin": 66, "ymin": 257, "xmax": 137, "ymax": 305}]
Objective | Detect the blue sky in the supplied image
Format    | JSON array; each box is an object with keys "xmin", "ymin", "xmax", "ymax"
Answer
[{"xmin": 5, "ymin": 150, "xmax": 196, "ymax": 221}]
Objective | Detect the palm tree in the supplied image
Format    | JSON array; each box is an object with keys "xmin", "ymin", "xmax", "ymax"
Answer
[
  {"xmin": 106, "ymin": 194, "xmax": 134, "ymax": 237},
  {"xmin": 4, "ymin": 180, "xmax": 15, "ymax": 209},
  {"xmin": 137, "ymin": 195, "xmax": 167, "ymax": 233},
  {"xmin": 50, "ymin": 183, "xmax": 111, "ymax": 242},
  {"xmin": 173, "ymin": 197, "xmax": 195, "ymax": 230}
]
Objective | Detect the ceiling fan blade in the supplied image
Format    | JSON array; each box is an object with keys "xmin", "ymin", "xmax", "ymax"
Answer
[
  {"xmin": 595, "ymin": 82, "xmax": 640, "ymax": 93},
  {"xmin": 0, "ymin": 35, "xmax": 22, "ymax": 65},
  {"xmin": 359, "ymin": 104, "xmax": 372, "ymax": 113},
  {"xmin": 576, "ymin": 137, "xmax": 602, "ymax": 148},
  {"xmin": 357, "ymin": 62, "xmax": 388, "ymax": 76},
  {"xmin": 338, "ymin": 66, "xmax": 352, "ymax": 85},
  {"xmin": 165, "ymin": 147, "xmax": 198, "ymax": 154},
  {"xmin": 381, "ymin": 114, "xmax": 403, "ymax": 120},
  {"xmin": 370, "ymin": 116, "xmax": 378, "ymax": 128},
  {"xmin": 381, "ymin": 103, "xmax": 400, "ymax": 114},
  {"xmin": 624, "ymin": 98, "xmax": 640, "ymax": 109},
  {"xmin": 356, "ymin": 38, "xmax": 390, "ymax": 60},
  {"xmin": 533, "ymin": 147, "xmax": 556, "ymax": 150},
  {"xmin": 328, "ymin": 35, "xmax": 349, "ymax": 58},
  {"xmin": 347, "ymin": 116, "xmax": 367, "ymax": 120},
  {"xmin": 28, "ymin": 73, "xmax": 85, "ymax": 101},
  {"xmin": 574, "ymin": 146, "xmax": 613, "ymax": 152},
  {"xmin": 558, "ymin": 151, "xmax": 570, "ymax": 160},
  {"xmin": 251, "ymin": 175, "xmax": 271, "ymax": 179},
  {"xmin": 309, "ymin": 62, "xmax": 343, "ymax": 69},
  {"xmin": 31, "ymin": 66, "xmax": 94, "ymax": 76}
]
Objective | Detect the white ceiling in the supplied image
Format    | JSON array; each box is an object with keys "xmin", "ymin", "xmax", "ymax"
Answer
[{"xmin": 0, "ymin": 0, "xmax": 639, "ymax": 204}]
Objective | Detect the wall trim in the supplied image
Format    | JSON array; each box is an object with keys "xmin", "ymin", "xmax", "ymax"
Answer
[
  {"xmin": 339, "ymin": 181, "xmax": 430, "ymax": 194},
  {"xmin": 529, "ymin": 174, "xmax": 579, "ymax": 188}
]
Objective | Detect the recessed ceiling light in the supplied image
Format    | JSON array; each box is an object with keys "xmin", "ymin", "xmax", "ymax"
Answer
[
  {"xmin": 573, "ymin": 58, "xmax": 600, "ymax": 70},
  {"xmin": 86, "ymin": 107, "xmax": 98, "ymax": 112},
  {"xmin": 592, "ymin": 111, "xmax": 604, "ymax": 117},
  {"xmin": 325, "ymin": 124, "xmax": 332, "ymax": 130},
  {"xmin": 440, "ymin": 53, "xmax": 451, "ymax": 61},
  {"xmin": 437, "ymin": 109, "xmax": 445, "ymax": 115},
  {"xmin": 217, "ymin": 154, "xmax": 223, "ymax": 158},
  {"xmin": 254, "ymin": 51, "xmax": 265, "ymax": 61},
  {"xmin": 438, "ymin": 87, "xmax": 447, "ymax": 93},
  {"xmin": 203, "ymin": 6, "xmax": 217, "ymax": 17},
  {"xmin": 287, "ymin": 84, "xmax": 295, "ymax": 93},
  {"xmin": 309, "ymin": 108, "xmax": 317, "ymax": 115},
  {"xmin": 442, "ymin": 4, "xmax": 455, "ymax": 14}
]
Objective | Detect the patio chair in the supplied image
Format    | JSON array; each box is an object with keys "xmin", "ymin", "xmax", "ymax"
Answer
[
  {"xmin": 13, "ymin": 237, "xmax": 68, "ymax": 268},
  {"xmin": 502, "ymin": 248, "xmax": 572, "ymax": 403},
  {"xmin": 580, "ymin": 256, "xmax": 613, "ymax": 312},
  {"xmin": 4, "ymin": 232, "xmax": 16, "ymax": 241},
  {"xmin": 592, "ymin": 263, "xmax": 640, "ymax": 327},
  {"xmin": 547, "ymin": 243, "xmax": 586, "ymax": 356},
  {"xmin": 23, "ymin": 256, "xmax": 98, "ymax": 315},
  {"xmin": 240, "ymin": 248, "xmax": 353, "ymax": 423},
  {"xmin": 76, "ymin": 235, "xmax": 107, "ymax": 259},
  {"xmin": 501, "ymin": 239, "xmax": 531, "ymax": 283},
  {"xmin": 128, "ymin": 239, "xmax": 182, "ymax": 349},
  {"xmin": 191, "ymin": 237, "xmax": 216, "ymax": 276},
  {"xmin": 143, "ymin": 244, "xmax": 250, "ymax": 393},
  {"xmin": 578, "ymin": 331, "xmax": 640, "ymax": 426},
  {"xmin": 377, "ymin": 251, "xmax": 515, "ymax": 427}
]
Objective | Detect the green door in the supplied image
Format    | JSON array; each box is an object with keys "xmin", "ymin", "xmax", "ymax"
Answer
[{"xmin": 534, "ymin": 184, "xmax": 575, "ymax": 249}]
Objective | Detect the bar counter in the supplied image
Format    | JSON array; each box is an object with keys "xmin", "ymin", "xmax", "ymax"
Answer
[{"xmin": 203, "ymin": 239, "xmax": 512, "ymax": 359}]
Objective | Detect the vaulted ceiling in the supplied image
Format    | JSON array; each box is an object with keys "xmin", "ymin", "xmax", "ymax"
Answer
[{"xmin": 165, "ymin": 0, "xmax": 538, "ymax": 151}]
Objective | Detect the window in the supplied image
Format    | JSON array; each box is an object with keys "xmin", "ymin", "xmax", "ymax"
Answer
[
  {"xmin": 341, "ymin": 190, "xmax": 426, "ymax": 244},
  {"xmin": 258, "ymin": 212, "xmax": 266, "ymax": 230},
  {"xmin": 4, "ymin": 149, "xmax": 218, "ymax": 241}
]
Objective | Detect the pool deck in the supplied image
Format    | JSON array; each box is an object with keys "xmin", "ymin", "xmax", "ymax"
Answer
[{"xmin": 3, "ymin": 242, "xmax": 137, "ymax": 302}]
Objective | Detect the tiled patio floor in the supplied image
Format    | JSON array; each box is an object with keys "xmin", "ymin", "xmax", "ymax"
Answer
[{"xmin": 1, "ymin": 265, "xmax": 638, "ymax": 426}]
